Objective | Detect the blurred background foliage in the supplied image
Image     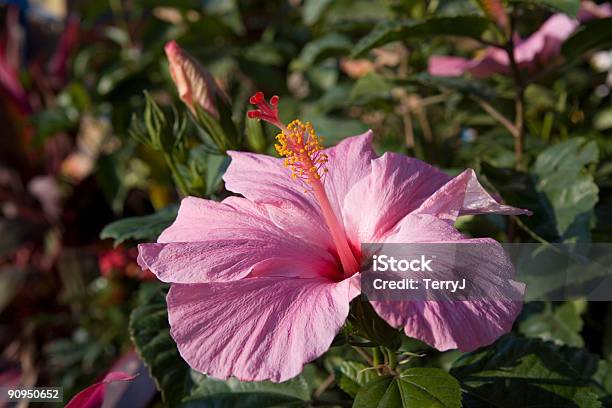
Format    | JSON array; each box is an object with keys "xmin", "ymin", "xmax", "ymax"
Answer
[{"xmin": 1, "ymin": 0, "xmax": 611, "ymax": 406}]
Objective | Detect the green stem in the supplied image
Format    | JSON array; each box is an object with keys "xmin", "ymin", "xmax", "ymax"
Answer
[
  {"xmin": 506, "ymin": 14, "xmax": 526, "ymax": 171},
  {"xmin": 372, "ymin": 347, "xmax": 382, "ymax": 373},
  {"xmin": 164, "ymin": 154, "xmax": 189, "ymax": 197},
  {"xmin": 386, "ymin": 348, "xmax": 398, "ymax": 370}
]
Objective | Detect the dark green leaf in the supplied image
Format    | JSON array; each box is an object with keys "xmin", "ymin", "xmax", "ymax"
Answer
[
  {"xmin": 291, "ymin": 33, "xmax": 352, "ymax": 71},
  {"xmin": 129, "ymin": 283, "xmax": 192, "ymax": 407},
  {"xmin": 562, "ymin": 18, "xmax": 612, "ymax": 62},
  {"xmin": 400, "ymin": 73, "xmax": 497, "ymax": 101},
  {"xmin": 452, "ymin": 334, "xmax": 602, "ymax": 407},
  {"xmin": 180, "ymin": 392, "xmax": 305, "ymax": 408},
  {"xmin": 351, "ymin": 16, "xmax": 490, "ymax": 58},
  {"xmin": 519, "ymin": 0, "xmax": 580, "ymax": 17},
  {"xmin": 30, "ymin": 107, "xmax": 77, "ymax": 144},
  {"xmin": 348, "ymin": 300, "xmax": 402, "ymax": 350},
  {"xmin": 100, "ymin": 205, "xmax": 178, "ymax": 246},
  {"xmin": 189, "ymin": 373, "xmax": 311, "ymax": 402}
]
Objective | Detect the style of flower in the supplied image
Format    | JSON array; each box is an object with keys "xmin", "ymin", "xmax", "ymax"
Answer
[
  {"xmin": 138, "ymin": 92, "xmax": 530, "ymax": 382},
  {"xmin": 428, "ymin": 1, "xmax": 611, "ymax": 78}
]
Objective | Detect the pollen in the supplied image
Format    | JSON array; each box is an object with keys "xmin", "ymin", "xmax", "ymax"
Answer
[{"xmin": 275, "ymin": 120, "xmax": 328, "ymax": 184}]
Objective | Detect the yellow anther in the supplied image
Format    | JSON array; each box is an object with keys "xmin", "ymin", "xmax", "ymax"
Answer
[{"xmin": 274, "ymin": 120, "xmax": 327, "ymax": 184}]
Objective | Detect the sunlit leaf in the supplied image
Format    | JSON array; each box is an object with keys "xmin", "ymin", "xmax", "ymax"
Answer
[{"xmin": 353, "ymin": 368, "xmax": 461, "ymax": 408}]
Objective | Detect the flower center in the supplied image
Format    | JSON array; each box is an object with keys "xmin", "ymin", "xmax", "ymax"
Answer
[{"xmin": 248, "ymin": 92, "xmax": 360, "ymax": 277}]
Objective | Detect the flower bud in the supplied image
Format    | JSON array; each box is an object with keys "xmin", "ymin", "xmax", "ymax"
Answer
[{"xmin": 164, "ymin": 40, "xmax": 224, "ymax": 118}]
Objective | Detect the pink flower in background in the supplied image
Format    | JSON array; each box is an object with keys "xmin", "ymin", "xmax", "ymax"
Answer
[
  {"xmin": 428, "ymin": 1, "xmax": 612, "ymax": 78},
  {"xmin": 65, "ymin": 371, "xmax": 135, "ymax": 408},
  {"xmin": 164, "ymin": 40, "xmax": 225, "ymax": 118},
  {"xmin": 138, "ymin": 93, "xmax": 530, "ymax": 382},
  {"xmin": 99, "ymin": 247, "xmax": 153, "ymax": 280}
]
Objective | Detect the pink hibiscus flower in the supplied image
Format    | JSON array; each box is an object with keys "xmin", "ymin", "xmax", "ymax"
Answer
[
  {"xmin": 137, "ymin": 92, "xmax": 530, "ymax": 382},
  {"xmin": 428, "ymin": 1, "xmax": 612, "ymax": 78}
]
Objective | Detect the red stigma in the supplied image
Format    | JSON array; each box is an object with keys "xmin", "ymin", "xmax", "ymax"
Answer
[
  {"xmin": 247, "ymin": 91, "xmax": 283, "ymax": 129},
  {"xmin": 247, "ymin": 110, "xmax": 261, "ymax": 119}
]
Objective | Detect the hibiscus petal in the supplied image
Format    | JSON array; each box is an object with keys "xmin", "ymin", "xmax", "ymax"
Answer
[
  {"xmin": 342, "ymin": 152, "xmax": 450, "ymax": 243},
  {"xmin": 142, "ymin": 196, "xmax": 338, "ymax": 283},
  {"xmin": 223, "ymin": 150, "xmax": 320, "ymax": 213},
  {"xmin": 224, "ymin": 131, "xmax": 375, "ymax": 219},
  {"xmin": 428, "ymin": 14, "xmax": 578, "ymax": 79},
  {"xmin": 138, "ymin": 238, "xmax": 336, "ymax": 284},
  {"xmin": 322, "ymin": 131, "xmax": 377, "ymax": 216},
  {"xmin": 167, "ymin": 275, "xmax": 360, "ymax": 382},
  {"xmin": 413, "ymin": 168, "xmax": 531, "ymax": 222},
  {"xmin": 372, "ymin": 298, "xmax": 522, "ymax": 352},
  {"xmin": 158, "ymin": 196, "xmax": 328, "ymax": 249},
  {"xmin": 516, "ymin": 14, "xmax": 577, "ymax": 66},
  {"xmin": 428, "ymin": 56, "xmax": 472, "ymax": 77},
  {"xmin": 371, "ymin": 214, "xmax": 523, "ymax": 352}
]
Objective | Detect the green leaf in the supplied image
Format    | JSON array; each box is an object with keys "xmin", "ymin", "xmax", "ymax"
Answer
[
  {"xmin": 291, "ymin": 33, "xmax": 352, "ymax": 71},
  {"xmin": 30, "ymin": 107, "xmax": 78, "ymax": 144},
  {"xmin": 189, "ymin": 373, "xmax": 311, "ymax": 401},
  {"xmin": 351, "ymin": 16, "xmax": 490, "ymax": 58},
  {"xmin": 185, "ymin": 370, "xmax": 311, "ymax": 407},
  {"xmin": 302, "ymin": 0, "xmax": 334, "ymax": 25},
  {"xmin": 452, "ymin": 334, "xmax": 602, "ymax": 407},
  {"xmin": 180, "ymin": 392, "xmax": 305, "ymax": 408},
  {"xmin": 401, "ymin": 73, "xmax": 497, "ymax": 101},
  {"xmin": 593, "ymin": 359, "xmax": 612, "ymax": 404},
  {"xmin": 100, "ymin": 205, "xmax": 178, "ymax": 246},
  {"xmin": 348, "ymin": 300, "xmax": 402, "ymax": 350},
  {"xmin": 353, "ymin": 376, "xmax": 398, "ymax": 408},
  {"xmin": 519, "ymin": 0, "xmax": 580, "ymax": 16},
  {"xmin": 562, "ymin": 18, "xmax": 612, "ymax": 61},
  {"xmin": 594, "ymin": 106, "xmax": 612, "ymax": 131},
  {"xmin": 349, "ymin": 72, "xmax": 394, "ymax": 105},
  {"xmin": 482, "ymin": 138, "xmax": 599, "ymax": 243},
  {"xmin": 397, "ymin": 368, "xmax": 462, "ymax": 408},
  {"xmin": 353, "ymin": 368, "xmax": 462, "ymax": 408},
  {"xmin": 335, "ymin": 361, "xmax": 377, "ymax": 398},
  {"xmin": 518, "ymin": 300, "xmax": 587, "ymax": 347},
  {"xmin": 129, "ymin": 283, "xmax": 192, "ymax": 407},
  {"xmin": 532, "ymin": 138, "xmax": 599, "ymax": 242}
]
